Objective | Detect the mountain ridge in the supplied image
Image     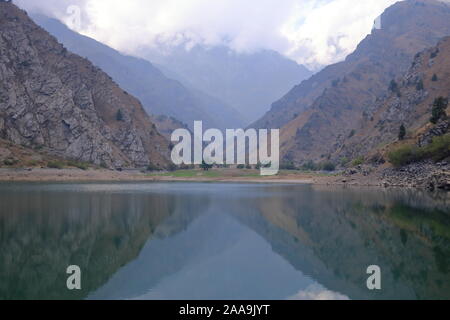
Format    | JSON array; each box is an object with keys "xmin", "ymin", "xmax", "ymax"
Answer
[
  {"xmin": 252, "ymin": 0, "xmax": 450, "ymax": 164},
  {"xmin": 0, "ymin": 2, "xmax": 169, "ymax": 168}
]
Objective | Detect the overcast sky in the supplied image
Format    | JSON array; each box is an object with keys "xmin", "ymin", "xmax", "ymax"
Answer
[{"xmin": 15, "ymin": 0, "xmax": 401, "ymax": 69}]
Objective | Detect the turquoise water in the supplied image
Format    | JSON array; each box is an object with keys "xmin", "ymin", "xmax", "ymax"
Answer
[{"xmin": 0, "ymin": 182, "xmax": 449, "ymax": 300}]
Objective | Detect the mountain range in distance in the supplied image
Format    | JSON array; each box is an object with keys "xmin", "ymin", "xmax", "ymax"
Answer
[
  {"xmin": 141, "ymin": 44, "xmax": 313, "ymax": 123},
  {"xmin": 33, "ymin": 15, "xmax": 312, "ymax": 131}
]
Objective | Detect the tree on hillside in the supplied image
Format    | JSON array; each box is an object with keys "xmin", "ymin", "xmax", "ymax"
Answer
[
  {"xmin": 416, "ymin": 79, "xmax": 424, "ymax": 91},
  {"xmin": 398, "ymin": 124, "xmax": 406, "ymax": 140},
  {"xmin": 389, "ymin": 80, "xmax": 399, "ymax": 93},
  {"xmin": 430, "ymin": 97, "xmax": 448, "ymax": 124},
  {"xmin": 116, "ymin": 109, "xmax": 124, "ymax": 122}
]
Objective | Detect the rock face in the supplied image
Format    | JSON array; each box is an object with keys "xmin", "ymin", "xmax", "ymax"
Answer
[
  {"xmin": 339, "ymin": 36, "xmax": 450, "ymax": 161},
  {"xmin": 0, "ymin": 3, "xmax": 169, "ymax": 168},
  {"xmin": 251, "ymin": 0, "xmax": 450, "ymax": 164}
]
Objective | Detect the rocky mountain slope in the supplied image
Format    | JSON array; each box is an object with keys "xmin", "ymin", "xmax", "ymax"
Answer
[
  {"xmin": 32, "ymin": 15, "xmax": 244, "ymax": 131},
  {"xmin": 252, "ymin": 0, "xmax": 450, "ymax": 165},
  {"xmin": 0, "ymin": 2, "xmax": 169, "ymax": 168},
  {"xmin": 142, "ymin": 44, "xmax": 312, "ymax": 124},
  {"xmin": 339, "ymin": 36, "xmax": 450, "ymax": 162}
]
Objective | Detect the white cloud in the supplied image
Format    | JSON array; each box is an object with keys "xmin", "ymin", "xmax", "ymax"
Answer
[
  {"xmin": 289, "ymin": 284, "xmax": 350, "ymax": 300},
  {"xmin": 15, "ymin": 0, "xmax": 400, "ymax": 69}
]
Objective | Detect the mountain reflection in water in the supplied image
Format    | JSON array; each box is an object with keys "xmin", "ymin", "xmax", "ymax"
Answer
[{"xmin": 0, "ymin": 183, "xmax": 449, "ymax": 300}]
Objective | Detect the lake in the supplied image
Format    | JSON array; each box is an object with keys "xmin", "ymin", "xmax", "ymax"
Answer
[{"xmin": 0, "ymin": 182, "xmax": 449, "ymax": 300}]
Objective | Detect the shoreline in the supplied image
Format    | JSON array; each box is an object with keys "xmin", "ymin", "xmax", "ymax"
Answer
[
  {"xmin": 0, "ymin": 165, "xmax": 448, "ymax": 190},
  {"xmin": 0, "ymin": 167, "xmax": 384, "ymax": 187},
  {"xmin": 0, "ymin": 168, "xmax": 315, "ymax": 184}
]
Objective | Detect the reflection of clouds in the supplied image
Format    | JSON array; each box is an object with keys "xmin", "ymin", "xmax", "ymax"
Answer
[{"xmin": 289, "ymin": 284, "xmax": 349, "ymax": 301}]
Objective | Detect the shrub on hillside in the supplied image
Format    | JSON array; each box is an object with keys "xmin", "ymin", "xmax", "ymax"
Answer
[
  {"xmin": 47, "ymin": 161, "xmax": 64, "ymax": 169},
  {"xmin": 320, "ymin": 161, "xmax": 336, "ymax": 172},
  {"xmin": 430, "ymin": 97, "xmax": 448, "ymax": 124},
  {"xmin": 388, "ymin": 134, "xmax": 450, "ymax": 166}
]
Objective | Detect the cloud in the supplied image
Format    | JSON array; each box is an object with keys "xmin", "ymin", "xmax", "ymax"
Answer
[
  {"xmin": 15, "ymin": 0, "xmax": 400, "ymax": 69},
  {"xmin": 289, "ymin": 284, "xmax": 350, "ymax": 300}
]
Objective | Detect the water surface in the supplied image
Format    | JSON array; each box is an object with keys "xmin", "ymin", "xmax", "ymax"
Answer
[{"xmin": 0, "ymin": 182, "xmax": 449, "ymax": 300}]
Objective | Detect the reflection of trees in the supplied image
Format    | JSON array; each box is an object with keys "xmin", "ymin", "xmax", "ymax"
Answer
[
  {"xmin": 230, "ymin": 185, "xmax": 450, "ymax": 300},
  {"xmin": 0, "ymin": 187, "xmax": 208, "ymax": 300}
]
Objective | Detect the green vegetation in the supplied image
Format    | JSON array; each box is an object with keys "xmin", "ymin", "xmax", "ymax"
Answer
[
  {"xmin": 301, "ymin": 160, "xmax": 318, "ymax": 171},
  {"xmin": 3, "ymin": 159, "xmax": 19, "ymax": 166},
  {"xmin": 388, "ymin": 134, "xmax": 450, "ymax": 166},
  {"xmin": 389, "ymin": 79, "xmax": 401, "ymax": 97},
  {"xmin": 237, "ymin": 164, "xmax": 245, "ymax": 169},
  {"xmin": 280, "ymin": 161, "xmax": 297, "ymax": 170},
  {"xmin": 340, "ymin": 157, "xmax": 350, "ymax": 167},
  {"xmin": 320, "ymin": 161, "xmax": 336, "ymax": 172},
  {"xmin": 26, "ymin": 160, "xmax": 40, "ymax": 167},
  {"xmin": 67, "ymin": 161, "xmax": 89, "ymax": 170},
  {"xmin": 416, "ymin": 79, "xmax": 424, "ymax": 91},
  {"xmin": 430, "ymin": 49, "xmax": 439, "ymax": 59},
  {"xmin": 47, "ymin": 161, "xmax": 65, "ymax": 169},
  {"xmin": 116, "ymin": 109, "xmax": 124, "ymax": 122},
  {"xmin": 430, "ymin": 97, "xmax": 448, "ymax": 124},
  {"xmin": 398, "ymin": 124, "xmax": 406, "ymax": 141},
  {"xmin": 351, "ymin": 156, "xmax": 365, "ymax": 166},
  {"xmin": 348, "ymin": 130, "xmax": 356, "ymax": 138}
]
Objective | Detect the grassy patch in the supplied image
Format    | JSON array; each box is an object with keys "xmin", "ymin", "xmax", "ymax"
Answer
[
  {"xmin": 47, "ymin": 161, "xmax": 65, "ymax": 169},
  {"xmin": 67, "ymin": 161, "xmax": 89, "ymax": 170},
  {"xmin": 388, "ymin": 134, "xmax": 450, "ymax": 166}
]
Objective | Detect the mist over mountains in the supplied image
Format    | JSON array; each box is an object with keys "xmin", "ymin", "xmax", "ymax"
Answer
[
  {"xmin": 142, "ymin": 45, "xmax": 312, "ymax": 122},
  {"xmin": 32, "ymin": 15, "xmax": 245, "ymax": 131}
]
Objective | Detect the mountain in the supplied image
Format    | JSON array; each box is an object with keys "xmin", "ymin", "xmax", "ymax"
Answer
[
  {"xmin": 339, "ymin": 36, "xmax": 450, "ymax": 161},
  {"xmin": 32, "ymin": 15, "xmax": 245, "ymax": 131},
  {"xmin": 251, "ymin": 0, "xmax": 450, "ymax": 164},
  {"xmin": 142, "ymin": 44, "xmax": 313, "ymax": 123},
  {"xmin": 0, "ymin": 2, "xmax": 169, "ymax": 168}
]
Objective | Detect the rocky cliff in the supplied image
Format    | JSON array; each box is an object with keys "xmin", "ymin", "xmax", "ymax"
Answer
[
  {"xmin": 339, "ymin": 36, "xmax": 450, "ymax": 162},
  {"xmin": 0, "ymin": 3, "xmax": 169, "ymax": 168},
  {"xmin": 252, "ymin": 0, "xmax": 450, "ymax": 165}
]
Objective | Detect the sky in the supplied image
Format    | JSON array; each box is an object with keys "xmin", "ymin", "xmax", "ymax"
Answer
[{"xmin": 15, "ymin": 0, "xmax": 401, "ymax": 70}]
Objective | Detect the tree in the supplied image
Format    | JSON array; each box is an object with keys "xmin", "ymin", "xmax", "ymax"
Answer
[
  {"xmin": 430, "ymin": 97, "xmax": 448, "ymax": 124},
  {"xmin": 116, "ymin": 109, "xmax": 124, "ymax": 121},
  {"xmin": 389, "ymin": 80, "xmax": 398, "ymax": 93},
  {"xmin": 398, "ymin": 124, "xmax": 406, "ymax": 141},
  {"xmin": 416, "ymin": 79, "xmax": 424, "ymax": 91}
]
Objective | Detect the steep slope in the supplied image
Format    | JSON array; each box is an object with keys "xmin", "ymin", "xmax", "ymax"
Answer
[
  {"xmin": 339, "ymin": 36, "xmax": 450, "ymax": 161},
  {"xmin": 32, "ymin": 16, "xmax": 244, "ymax": 131},
  {"xmin": 0, "ymin": 3, "xmax": 169, "ymax": 168},
  {"xmin": 253, "ymin": 0, "xmax": 450, "ymax": 164},
  {"xmin": 142, "ymin": 44, "xmax": 312, "ymax": 123}
]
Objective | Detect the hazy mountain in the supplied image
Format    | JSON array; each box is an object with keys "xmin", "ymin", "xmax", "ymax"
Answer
[
  {"xmin": 251, "ymin": 0, "xmax": 450, "ymax": 164},
  {"xmin": 32, "ymin": 15, "xmax": 245, "ymax": 131},
  {"xmin": 142, "ymin": 44, "xmax": 313, "ymax": 124},
  {"xmin": 0, "ymin": 2, "xmax": 169, "ymax": 168}
]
